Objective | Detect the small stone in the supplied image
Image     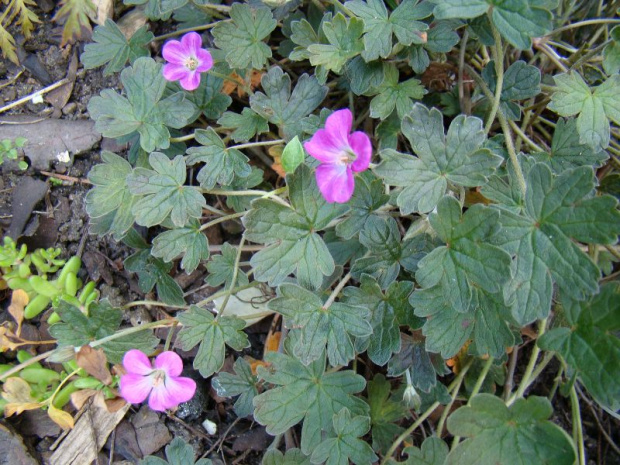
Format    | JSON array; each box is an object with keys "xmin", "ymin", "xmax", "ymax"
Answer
[{"xmin": 62, "ymin": 102, "xmax": 77, "ymax": 115}]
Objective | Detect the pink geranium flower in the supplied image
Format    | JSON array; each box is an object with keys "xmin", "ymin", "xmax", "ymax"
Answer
[
  {"xmin": 162, "ymin": 32, "xmax": 213, "ymax": 91},
  {"xmin": 119, "ymin": 349, "xmax": 196, "ymax": 412},
  {"xmin": 304, "ymin": 109, "xmax": 372, "ymax": 203}
]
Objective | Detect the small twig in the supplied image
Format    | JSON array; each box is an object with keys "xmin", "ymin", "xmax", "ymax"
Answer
[
  {"xmin": 166, "ymin": 412, "xmax": 213, "ymax": 440},
  {"xmin": 40, "ymin": 171, "xmax": 93, "ymax": 185},
  {"xmin": 0, "ymin": 78, "xmax": 70, "ymax": 114}
]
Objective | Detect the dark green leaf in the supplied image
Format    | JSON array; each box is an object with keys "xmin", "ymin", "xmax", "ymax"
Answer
[
  {"xmin": 307, "ymin": 13, "xmax": 364, "ymax": 73},
  {"xmin": 211, "ymin": 357, "xmax": 258, "ymax": 417},
  {"xmin": 446, "ymin": 394, "xmax": 575, "ymax": 465},
  {"xmin": 310, "ymin": 408, "xmax": 378, "ymax": 465},
  {"xmin": 176, "ymin": 306, "xmax": 249, "ymax": 377},
  {"xmin": 85, "ymin": 151, "xmax": 136, "ymax": 240},
  {"xmin": 343, "ymin": 57, "xmax": 388, "ymax": 96},
  {"xmin": 398, "ymin": 437, "xmax": 449, "ymax": 465},
  {"xmin": 366, "ymin": 374, "xmax": 408, "ymax": 454},
  {"xmin": 81, "ymin": 20, "xmax": 153, "ymax": 75},
  {"xmin": 217, "ymin": 108, "xmax": 269, "ymax": 143},
  {"xmin": 262, "ymin": 449, "xmax": 311, "ymax": 465},
  {"xmin": 539, "ymin": 283, "xmax": 620, "ymax": 411},
  {"xmin": 253, "ymin": 351, "xmax": 369, "ymax": 454},
  {"xmin": 374, "ymin": 104, "xmax": 501, "ymax": 214},
  {"xmin": 482, "ymin": 60, "xmax": 541, "ymax": 120},
  {"xmin": 211, "ymin": 4, "xmax": 277, "ymax": 69},
  {"xmin": 369, "ymin": 66, "xmax": 425, "ymax": 120},
  {"xmin": 181, "ymin": 74, "xmax": 232, "ymax": 120},
  {"xmin": 151, "ymin": 221, "xmax": 209, "ymax": 274},
  {"xmin": 250, "ymin": 67, "xmax": 328, "ymax": 140},
  {"xmin": 124, "ymin": 248, "xmax": 185, "ymax": 305},
  {"xmin": 243, "ymin": 164, "xmax": 345, "ymax": 289},
  {"xmin": 88, "ymin": 57, "xmax": 196, "ymax": 152},
  {"xmin": 186, "ymin": 128, "xmax": 252, "ymax": 189},
  {"xmin": 127, "ymin": 152, "xmax": 206, "ymax": 227},
  {"xmin": 205, "ymin": 242, "xmax": 250, "ymax": 289},
  {"xmin": 140, "ymin": 437, "xmax": 212, "ymax": 465},
  {"xmin": 269, "ymin": 283, "xmax": 371, "ymax": 366}
]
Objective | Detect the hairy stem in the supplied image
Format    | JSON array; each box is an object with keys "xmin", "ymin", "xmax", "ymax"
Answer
[
  {"xmin": 215, "ymin": 236, "xmax": 245, "ymax": 321},
  {"xmin": 484, "ymin": 19, "xmax": 504, "ymax": 134},
  {"xmin": 570, "ymin": 385, "xmax": 586, "ymax": 465}
]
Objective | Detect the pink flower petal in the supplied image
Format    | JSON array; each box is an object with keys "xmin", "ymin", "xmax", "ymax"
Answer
[
  {"xmin": 181, "ymin": 32, "xmax": 203, "ymax": 56},
  {"xmin": 162, "ymin": 40, "xmax": 188, "ymax": 64},
  {"xmin": 304, "ymin": 129, "xmax": 346, "ymax": 164},
  {"xmin": 348, "ymin": 131, "xmax": 372, "ymax": 172},
  {"xmin": 195, "ymin": 49, "xmax": 213, "ymax": 72},
  {"xmin": 180, "ymin": 71, "xmax": 201, "ymax": 91},
  {"xmin": 316, "ymin": 164, "xmax": 355, "ymax": 203},
  {"xmin": 163, "ymin": 63, "xmax": 190, "ymax": 82},
  {"xmin": 119, "ymin": 373, "xmax": 153, "ymax": 404},
  {"xmin": 148, "ymin": 376, "xmax": 196, "ymax": 411},
  {"xmin": 123, "ymin": 349, "xmax": 153, "ymax": 375},
  {"xmin": 154, "ymin": 351, "xmax": 183, "ymax": 377},
  {"xmin": 324, "ymin": 109, "xmax": 353, "ymax": 149}
]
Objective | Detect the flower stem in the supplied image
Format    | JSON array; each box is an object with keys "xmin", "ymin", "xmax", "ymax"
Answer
[
  {"xmin": 199, "ymin": 212, "xmax": 244, "ymax": 232},
  {"xmin": 170, "ymin": 133, "xmax": 195, "ymax": 143},
  {"xmin": 381, "ymin": 359, "xmax": 473, "ymax": 464},
  {"xmin": 215, "ymin": 236, "xmax": 245, "ymax": 321},
  {"xmin": 323, "ymin": 272, "xmax": 352, "ymax": 309},
  {"xmin": 507, "ymin": 318, "xmax": 548, "ymax": 405},
  {"xmin": 549, "ymin": 18, "xmax": 620, "ymax": 36},
  {"xmin": 498, "ymin": 111, "xmax": 527, "ymax": 198},
  {"xmin": 153, "ymin": 22, "xmax": 224, "ymax": 41},
  {"xmin": 570, "ymin": 385, "xmax": 586, "ymax": 465},
  {"xmin": 484, "ymin": 19, "xmax": 505, "ymax": 134},
  {"xmin": 232, "ymin": 139, "xmax": 284, "ymax": 150}
]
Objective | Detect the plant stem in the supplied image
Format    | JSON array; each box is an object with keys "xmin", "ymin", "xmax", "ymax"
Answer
[
  {"xmin": 153, "ymin": 21, "xmax": 224, "ymax": 41},
  {"xmin": 570, "ymin": 385, "xmax": 586, "ymax": 465},
  {"xmin": 484, "ymin": 19, "xmax": 505, "ymax": 134},
  {"xmin": 170, "ymin": 133, "xmax": 195, "ymax": 143},
  {"xmin": 436, "ymin": 361, "xmax": 469, "ymax": 438},
  {"xmin": 323, "ymin": 272, "xmax": 352, "ymax": 309},
  {"xmin": 549, "ymin": 18, "xmax": 620, "ymax": 36},
  {"xmin": 509, "ymin": 119, "xmax": 545, "ymax": 152},
  {"xmin": 232, "ymin": 139, "xmax": 284, "ymax": 150},
  {"xmin": 199, "ymin": 211, "xmax": 244, "ymax": 232},
  {"xmin": 215, "ymin": 236, "xmax": 245, "ymax": 321},
  {"xmin": 381, "ymin": 360, "xmax": 473, "ymax": 464},
  {"xmin": 498, "ymin": 111, "xmax": 527, "ymax": 198},
  {"xmin": 507, "ymin": 318, "xmax": 548, "ymax": 405},
  {"xmin": 195, "ymin": 281, "xmax": 260, "ymax": 307}
]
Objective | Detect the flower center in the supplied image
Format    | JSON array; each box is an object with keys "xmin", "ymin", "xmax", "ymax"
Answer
[
  {"xmin": 184, "ymin": 56, "xmax": 199, "ymax": 71},
  {"xmin": 339, "ymin": 149, "xmax": 357, "ymax": 165},
  {"xmin": 152, "ymin": 369, "xmax": 166, "ymax": 387}
]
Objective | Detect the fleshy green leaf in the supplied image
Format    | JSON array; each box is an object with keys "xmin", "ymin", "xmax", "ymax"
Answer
[
  {"xmin": 345, "ymin": 0, "xmax": 432, "ymax": 61},
  {"xmin": 482, "ymin": 60, "xmax": 541, "ymax": 120},
  {"xmin": 250, "ymin": 67, "xmax": 328, "ymax": 140},
  {"xmin": 374, "ymin": 104, "xmax": 502, "ymax": 214},
  {"xmin": 268, "ymin": 283, "xmax": 372, "ymax": 366},
  {"xmin": 85, "ymin": 151, "xmax": 136, "ymax": 240},
  {"xmin": 253, "ymin": 351, "xmax": 369, "ymax": 454},
  {"xmin": 307, "ymin": 13, "xmax": 364, "ymax": 73},
  {"xmin": 124, "ymin": 249, "xmax": 186, "ymax": 305},
  {"xmin": 211, "ymin": 357, "xmax": 258, "ymax": 418},
  {"xmin": 243, "ymin": 164, "xmax": 345, "ymax": 289},
  {"xmin": 139, "ymin": 437, "xmax": 212, "ymax": 465},
  {"xmin": 205, "ymin": 243, "xmax": 250, "ymax": 289},
  {"xmin": 81, "ymin": 20, "xmax": 153, "ymax": 75},
  {"xmin": 127, "ymin": 152, "xmax": 206, "ymax": 228},
  {"xmin": 492, "ymin": 163, "xmax": 620, "ymax": 324},
  {"xmin": 310, "ymin": 408, "xmax": 378, "ymax": 465},
  {"xmin": 186, "ymin": 128, "xmax": 252, "ymax": 189},
  {"xmin": 548, "ymin": 73, "xmax": 620, "ymax": 150},
  {"xmin": 538, "ymin": 283, "xmax": 620, "ymax": 411},
  {"xmin": 446, "ymin": 394, "xmax": 575, "ymax": 465},
  {"xmin": 88, "ymin": 57, "xmax": 196, "ymax": 152},
  {"xmin": 530, "ymin": 118, "xmax": 608, "ymax": 172},
  {"xmin": 217, "ymin": 108, "xmax": 269, "ymax": 143},
  {"xmin": 369, "ymin": 66, "xmax": 425, "ymax": 120},
  {"xmin": 176, "ymin": 306, "xmax": 250, "ymax": 378},
  {"xmin": 211, "ymin": 3, "xmax": 277, "ymax": 69},
  {"xmin": 151, "ymin": 221, "xmax": 209, "ymax": 274},
  {"xmin": 434, "ymin": 0, "xmax": 558, "ymax": 49},
  {"xmin": 50, "ymin": 300, "xmax": 158, "ymax": 364},
  {"xmin": 415, "ymin": 197, "xmax": 512, "ymax": 313},
  {"xmin": 365, "ymin": 374, "xmax": 408, "ymax": 454}
]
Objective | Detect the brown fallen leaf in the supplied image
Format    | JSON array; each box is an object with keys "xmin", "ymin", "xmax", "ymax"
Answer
[
  {"xmin": 222, "ymin": 70, "xmax": 263, "ymax": 97},
  {"xmin": 76, "ymin": 345, "xmax": 112, "ymax": 385},
  {"xmin": 8, "ymin": 289, "xmax": 28, "ymax": 336},
  {"xmin": 2, "ymin": 378, "xmax": 43, "ymax": 416},
  {"xmin": 47, "ymin": 404, "xmax": 74, "ymax": 430},
  {"xmin": 267, "ymin": 145, "xmax": 286, "ymax": 177}
]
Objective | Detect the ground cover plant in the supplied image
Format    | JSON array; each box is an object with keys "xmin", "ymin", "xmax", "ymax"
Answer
[{"xmin": 1, "ymin": 0, "xmax": 620, "ymax": 463}]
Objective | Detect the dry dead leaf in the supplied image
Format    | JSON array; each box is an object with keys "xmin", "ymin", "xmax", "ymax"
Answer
[
  {"xmin": 47, "ymin": 404, "xmax": 74, "ymax": 430},
  {"xmin": 0, "ymin": 326, "xmax": 23, "ymax": 352},
  {"xmin": 267, "ymin": 145, "xmax": 286, "ymax": 178},
  {"xmin": 91, "ymin": 0, "xmax": 113, "ymax": 24},
  {"xmin": 117, "ymin": 8, "xmax": 148, "ymax": 39},
  {"xmin": 76, "ymin": 345, "xmax": 112, "ymax": 385},
  {"xmin": 3, "ymin": 378, "xmax": 42, "ymax": 416},
  {"xmin": 222, "ymin": 70, "xmax": 263, "ymax": 97},
  {"xmin": 8, "ymin": 289, "xmax": 28, "ymax": 335},
  {"xmin": 264, "ymin": 331, "xmax": 281, "ymax": 354},
  {"xmin": 70, "ymin": 389, "xmax": 98, "ymax": 410}
]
